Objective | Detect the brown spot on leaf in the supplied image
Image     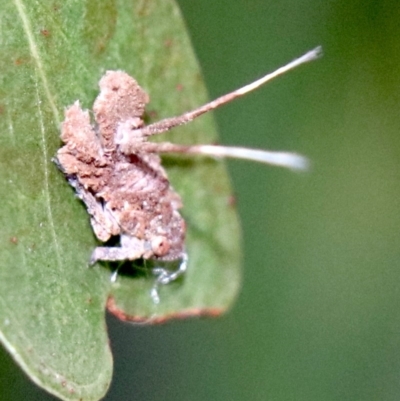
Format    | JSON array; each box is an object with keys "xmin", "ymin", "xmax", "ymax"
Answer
[
  {"xmin": 227, "ymin": 195, "xmax": 237, "ymax": 207},
  {"xmin": 40, "ymin": 29, "xmax": 50, "ymax": 37}
]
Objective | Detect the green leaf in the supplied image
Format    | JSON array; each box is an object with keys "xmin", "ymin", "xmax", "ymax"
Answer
[{"xmin": 0, "ymin": 0, "xmax": 241, "ymax": 399}]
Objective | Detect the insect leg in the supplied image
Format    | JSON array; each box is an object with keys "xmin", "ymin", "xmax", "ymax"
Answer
[{"xmin": 150, "ymin": 252, "xmax": 188, "ymax": 304}]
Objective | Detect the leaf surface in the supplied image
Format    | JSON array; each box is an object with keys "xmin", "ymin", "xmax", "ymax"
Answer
[{"xmin": 0, "ymin": 0, "xmax": 241, "ymax": 399}]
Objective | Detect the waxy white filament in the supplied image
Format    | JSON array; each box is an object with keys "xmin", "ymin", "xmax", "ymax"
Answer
[{"xmin": 192, "ymin": 145, "xmax": 309, "ymax": 171}]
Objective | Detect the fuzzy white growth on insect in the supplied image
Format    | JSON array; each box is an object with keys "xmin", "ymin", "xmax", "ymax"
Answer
[
  {"xmin": 234, "ymin": 47, "xmax": 321, "ymax": 96},
  {"xmin": 188, "ymin": 146, "xmax": 309, "ymax": 171}
]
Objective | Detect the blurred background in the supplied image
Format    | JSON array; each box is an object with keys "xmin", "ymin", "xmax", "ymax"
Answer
[{"xmin": 2, "ymin": 0, "xmax": 400, "ymax": 400}]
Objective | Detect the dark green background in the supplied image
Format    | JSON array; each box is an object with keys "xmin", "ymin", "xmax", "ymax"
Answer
[{"xmin": 2, "ymin": 0, "xmax": 400, "ymax": 400}]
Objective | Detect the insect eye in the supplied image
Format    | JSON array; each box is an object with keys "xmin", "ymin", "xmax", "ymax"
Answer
[{"xmin": 150, "ymin": 236, "xmax": 170, "ymax": 256}]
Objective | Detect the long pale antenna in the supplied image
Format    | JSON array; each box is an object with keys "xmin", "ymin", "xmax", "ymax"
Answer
[{"xmin": 117, "ymin": 47, "xmax": 322, "ymax": 170}]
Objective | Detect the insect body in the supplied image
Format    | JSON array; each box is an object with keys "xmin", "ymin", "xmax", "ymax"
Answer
[
  {"xmin": 56, "ymin": 47, "xmax": 321, "ymax": 289},
  {"xmin": 56, "ymin": 71, "xmax": 187, "ymax": 267}
]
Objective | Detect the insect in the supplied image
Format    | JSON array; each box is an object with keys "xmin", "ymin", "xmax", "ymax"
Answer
[{"xmin": 56, "ymin": 47, "xmax": 321, "ymax": 298}]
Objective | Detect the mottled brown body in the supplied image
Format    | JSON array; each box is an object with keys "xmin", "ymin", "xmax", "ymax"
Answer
[{"xmin": 56, "ymin": 71, "xmax": 186, "ymax": 264}]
